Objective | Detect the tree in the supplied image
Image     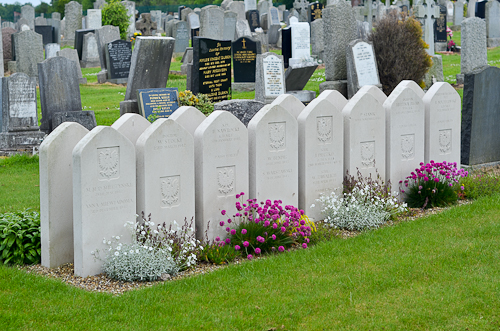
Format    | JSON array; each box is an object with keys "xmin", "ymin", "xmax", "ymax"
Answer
[{"xmin": 102, "ymin": 0, "xmax": 130, "ymax": 40}]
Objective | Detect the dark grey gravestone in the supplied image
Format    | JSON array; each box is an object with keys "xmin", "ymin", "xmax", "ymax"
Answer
[
  {"xmin": 308, "ymin": 2, "xmax": 323, "ymax": 22},
  {"xmin": 475, "ymin": 0, "xmax": 486, "ymax": 18},
  {"xmin": 120, "ymin": 37, "xmax": 175, "ymax": 115},
  {"xmin": 52, "ymin": 111, "xmax": 96, "ymax": 131},
  {"xmin": 461, "ymin": 66, "xmax": 500, "ymax": 165},
  {"xmin": 232, "ymin": 37, "xmax": 260, "ymax": 83},
  {"xmin": 105, "ymin": 39, "xmax": 132, "ymax": 84},
  {"xmin": 214, "ymin": 99, "xmax": 265, "ymax": 126},
  {"xmin": 95, "ymin": 25, "xmax": 120, "ymax": 70},
  {"xmin": 34, "ymin": 25, "xmax": 53, "ymax": 45},
  {"xmin": 74, "ymin": 28, "xmax": 95, "ymax": 60},
  {"xmin": 38, "ymin": 56, "xmax": 82, "ymax": 133},
  {"xmin": 56, "ymin": 48, "xmax": 87, "ymax": 84},
  {"xmin": 281, "ymin": 27, "xmax": 291, "ymax": 68},
  {"xmin": 51, "ymin": 12, "xmax": 61, "ymax": 44},
  {"xmin": 13, "ymin": 30, "xmax": 44, "ymax": 79},
  {"xmin": 434, "ymin": 5, "xmax": 447, "ymax": 42},
  {"xmin": 246, "ymin": 10, "xmax": 260, "ymax": 32},
  {"xmin": 285, "ymin": 64, "xmax": 318, "ymax": 91}
]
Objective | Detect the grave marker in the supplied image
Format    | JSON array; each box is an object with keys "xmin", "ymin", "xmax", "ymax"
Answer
[
  {"xmin": 200, "ymin": 6, "xmax": 224, "ymax": 39},
  {"xmin": 111, "ymin": 113, "xmax": 151, "ymax": 146},
  {"xmin": 308, "ymin": 2, "xmax": 324, "ymax": 22},
  {"xmin": 95, "ymin": 25, "xmax": 120, "ymax": 70},
  {"xmin": 255, "ymin": 52, "xmax": 285, "ymax": 103},
  {"xmin": 64, "ymin": 1, "xmax": 82, "ymax": 46},
  {"xmin": 169, "ymin": 106, "xmax": 206, "ymax": 137},
  {"xmin": 246, "ymin": 9, "xmax": 261, "ymax": 32},
  {"xmin": 232, "ymin": 37, "xmax": 260, "ymax": 83},
  {"xmin": 457, "ymin": 17, "xmax": 487, "ymax": 85},
  {"xmin": 137, "ymin": 88, "xmax": 179, "ymax": 120},
  {"xmin": 346, "ymin": 40, "xmax": 382, "ymax": 98},
  {"xmin": 12, "ymin": 30, "xmax": 43, "ymax": 79}
]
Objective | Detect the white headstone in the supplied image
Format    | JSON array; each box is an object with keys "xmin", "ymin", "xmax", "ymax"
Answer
[
  {"xmin": 270, "ymin": 94, "xmax": 305, "ymax": 118},
  {"xmin": 383, "ymin": 83, "xmax": 425, "ymax": 186},
  {"xmin": 111, "ymin": 113, "xmax": 151, "ymax": 146},
  {"xmin": 40, "ymin": 122, "xmax": 89, "ymax": 269},
  {"xmin": 315, "ymin": 90, "xmax": 348, "ymax": 110},
  {"xmin": 422, "ymin": 82, "xmax": 461, "ymax": 165},
  {"xmin": 248, "ymin": 104, "xmax": 299, "ymax": 207},
  {"xmin": 194, "ymin": 111, "xmax": 249, "ymax": 241},
  {"xmin": 397, "ymin": 80, "xmax": 425, "ymax": 99},
  {"xmin": 136, "ymin": 119, "xmax": 195, "ymax": 232},
  {"xmin": 255, "ymin": 53, "xmax": 286, "ymax": 103},
  {"xmin": 168, "ymin": 106, "xmax": 206, "ymax": 137},
  {"xmin": 245, "ymin": 0, "xmax": 257, "ymax": 12},
  {"xmin": 358, "ymin": 84, "xmax": 387, "ymax": 105},
  {"xmin": 73, "ymin": 126, "xmax": 136, "ymax": 277},
  {"xmin": 290, "ymin": 22, "xmax": 311, "ymax": 60},
  {"xmin": 347, "ymin": 40, "xmax": 381, "ymax": 98},
  {"xmin": 297, "ymin": 98, "xmax": 343, "ymax": 221},
  {"xmin": 343, "ymin": 89, "xmax": 386, "ymax": 180},
  {"xmin": 86, "ymin": 9, "xmax": 102, "ymax": 29}
]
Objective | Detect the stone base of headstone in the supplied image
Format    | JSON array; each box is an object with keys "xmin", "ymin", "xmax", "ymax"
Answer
[
  {"xmin": 52, "ymin": 111, "xmax": 97, "ymax": 131},
  {"xmin": 214, "ymin": 99, "xmax": 265, "ymax": 126},
  {"xmin": 456, "ymin": 73, "xmax": 464, "ymax": 85},
  {"xmin": 487, "ymin": 38, "xmax": 500, "ymax": 48},
  {"xmin": 79, "ymin": 77, "xmax": 88, "ymax": 84},
  {"xmin": 435, "ymin": 42, "xmax": 447, "ymax": 52},
  {"xmin": 97, "ymin": 70, "xmax": 107, "ymax": 83},
  {"xmin": 119, "ymin": 99, "xmax": 139, "ymax": 115},
  {"xmin": 7, "ymin": 61, "xmax": 16, "ymax": 73},
  {"xmin": 107, "ymin": 78, "xmax": 128, "ymax": 84},
  {"xmin": 319, "ymin": 80, "xmax": 348, "ymax": 98},
  {"xmin": 0, "ymin": 131, "xmax": 46, "ymax": 150},
  {"xmin": 423, "ymin": 55, "xmax": 444, "ymax": 90},
  {"xmin": 231, "ymin": 82, "xmax": 256, "ymax": 92},
  {"xmin": 285, "ymin": 64, "xmax": 318, "ymax": 91},
  {"xmin": 286, "ymin": 90, "xmax": 316, "ymax": 104},
  {"xmin": 450, "ymin": 25, "xmax": 461, "ymax": 31},
  {"xmin": 79, "ymin": 59, "xmax": 100, "ymax": 68}
]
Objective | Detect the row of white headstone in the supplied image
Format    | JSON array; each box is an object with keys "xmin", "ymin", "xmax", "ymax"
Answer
[{"xmin": 39, "ymin": 80, "xmax": 460, "ymax": 277}]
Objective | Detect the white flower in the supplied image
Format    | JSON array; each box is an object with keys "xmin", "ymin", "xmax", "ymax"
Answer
[
  {"xmin": 107, "ymin": 241, "xmax": 111, "ymax": 245},
  {"xmin": 116, "ymin": 246, "xmax": 121, "ymax": 251},
  {"xmin": 103, "ymin": 239, "xmax": 107, "ymax": 244},
  {"xmin": 123, "ymin": 252, "xmax": 127, "ymax": 255},
  {"xmin": 149, "ymin": 247, "xmax": 153, "ymax": 251},
  {"xmin": 310, "ymin": 204, "xmax": 315, "ymax": 208},
  {"xmin": 91, "ymin": 250, "xmax": 95, "ymax": 255},
  {"xmin": 115, "ymin": 236, "xmax": 120, "ymax": 240},
  {"xmin": 130, "ymin": 250, "xmax": 134, "ymax": 254},
  {"xmin": 141, "ymin": 231, "xmax": 146, "ymax": 235},
  {"xmin": 136, "ymin": 249, "xmax": 139, "ymax": 253},
  {"xmin": 114, "ymin": 251, "xmax": 119, "ymax": 256}
]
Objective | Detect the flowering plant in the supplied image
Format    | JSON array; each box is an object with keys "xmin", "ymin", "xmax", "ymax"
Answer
[
  {"xmin": 220, "ymin": 193, "xmax": 313, "ymax": 260},
  {"xmin": 178, "ymin": 90, "xmax": 214, "ymax": 115},
  {"xmin": 400, "ymin": 160, "xmax": 468, "ymax": 208}
]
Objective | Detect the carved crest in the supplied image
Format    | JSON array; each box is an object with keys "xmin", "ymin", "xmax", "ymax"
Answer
[
  {"xmin": 98, "ymin": 147, "xmax": 119, "ymax": 180},
  {"xmin": 161, "ymin": 176, "xmax": 180, "ymax": 207},
  {"xmin": 401, "ymin": 134, "xmax": 415, "ymax": 160},
  {"xmin": 360, "ymin": 141, "xmax": 375, "ymax": 168},
  {"xmin": 269, "ymin": 122, "xmax": 285, "ymax": 150},
  {"xmin": 317, "ymin": 116, "xmax": 332, "ymax": 143},
  {"xmin": 218, "ymin": 166, "xmax": 235, "ymax": 195},
  {"xmin": 439, "ymin": 129, "xmax": 452, "ymax": 154}
]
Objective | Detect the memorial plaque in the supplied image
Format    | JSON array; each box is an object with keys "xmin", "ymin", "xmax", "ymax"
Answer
[
  {"xmin": 192, "ymin": 37, "xmax": 232, "ymax": 103},
  {"xmin": 246, "ymin": 10, "xmax": 260, "ymax": 32},
  {"xmin": 105, "ymin": 39, "xmax": 132, "ymax": 80},
  {"xmin": 233, "ymin": 37, "xmax": 259, "ymax": 83},
  {"xmin": 137, "ymin": 88, "xmax": 180, "ymax": 119},
  {"xmin": 434, "ymin": 5, "xmax": 447, "ymax": 43},
  {"xmin": 35, "ymin": 26, "xmax": 54, "ymax": 45},
  {"xmin": 263, "ymin": 54, "xmax": 285, "ymax": 97},
  {"xmin": 352, "ymin": 41, "xmax": 379, "ymax": 86},
  {"xmin": 282, "ymin": 27, "xmax": 292, "ymax": 68},
  {"xmin": 309, "ymin": 2, "xmax": 323, "ymax": 22}
]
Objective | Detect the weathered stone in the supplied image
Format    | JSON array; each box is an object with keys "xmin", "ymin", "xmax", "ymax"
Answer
[
  {"xmin": 214, "ymin": 99, "xmax": 265, "ymax": 126},
  {"xmin": 2, "ymin": 27, "xmax": 15, "ymax": 72},
  {"xmin": 136, "ymin": 13, "xmax": 157, "ymax": 36},
  {"xmin": 21, "ymin": 5, "xmax": 35, "ymax": 30},
  {"xmin": 457, "ymin": 17, "xmax": 487, "ymax": 84},
  {"xmin": 223, "ymin": 11, "xmax": 238, "ymax": 41},
  {"xmin": 95, "ymin": 25, "xmax": 120, "ymax": 70},
  {"xmin": 423, "ymin": 55, "xmax": 444, "ymax": 90},
  {"xmin": 346, "ymin": 40, "xmax": 382, "ymax": 98},
  {"xmin": 64, "ymin": 1, "xmax": 82, "ymax": 45},
  {"xmin": 485, "ymin": 0, "xmax": 500, "ymax": 47},
  {"xmin": 255, "ymin": 52, "xmax": 286, "ymax": 104},
  {"xmin": 200, "ymin": 6, "xmax": 224, "ymax": 39},
  {"xmin": 13, "ymin": 30, "xmax": 43, "ymax": 78},
  {"xmin": 56, "ymin": 48, "xmax": 87, "ymax": 84},
  {"xmin": 80, "ymin": 32, "xmax": 100, "ymax": 68},
  {"xmin": 52, "ymin": 111, "xmax": 96, "ymax": 131},
  {"xmin": 86, "ymin": 9, "xmax": 102, "ymax": 29}
]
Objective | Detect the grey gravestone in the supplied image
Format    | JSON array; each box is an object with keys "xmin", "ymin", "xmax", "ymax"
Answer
[
  {"xmin": 64, "ymin": 1, "xmax": 82, "ymax": 46},
  {"xmin": 35, "ymin": 26, "xmax": 54, "ymax": 45},
  {"xmin": 105, "ymin": 39, "xmax": 132, "ymax": 84},
  {"xmin": 223, "ymin": 11, "xmax": 238, "ymax": 41},
  {"xmin": 485, "ymin": 0, "xmax": 500, "ymax": 47},
  {"xmin": 51, "ymin": 12, "xmax": 61, "ymax": 44},
  {"xmin": 346, "ymin": 40, "xmax": 382, "ymax": 98},
  {"xmin": 246, "ymin": 9, "xmax": 260, "ymax": 32},
  {"xmin": 285, "ymin": 64, "xmax": 318, "ymax": 91},
  {"xmin": 74, "ymin": 29, "xmax": 95, "ymax": 60},
  {"xmin": 94, "ymin": 0, "xmax": 107, "ymax": 9},
  {"xmin": 267, "ymin": 7, "xmax": 281, "ymax": 44},
  {"xmin": 95, "ymin": 25, "xmax": 120, "ymax": 70},
  {"xmin": 294, "ymin": 0, "xmax": 309, "ymax": 22},
  {"xmin": 188, "ymin": 12, "xmax": 200, "ymax": 30},
  {"xmin": 0, "ymin": 73, "xmax": 44, "ymax": 151},
  {"xmin": 434, "ymin": 4, "xmax": 447, "ymax": 52},
  {"xmin": 86, "ymin": 9, "xmax": 102, "ymax": 29},
  {"xmin": 13, "ymin": 30, "xmax": 44, "ymax": 79},
  {"xmin": 461, "ymin": 66, "xmax": 500, "ymax": 165},
  {"xmin": 181, "ymin": 7, "xmax": 193, "ymax": 21},
  {"xmin": 236, "ymin": 19, "xmax": 252, "ymax": 38},
  {"xmin": 136, "ymin": 13, "xmax": 157, "ymax": 36},
  {"xmin": 3, "ymin": 27, "xmax": 16, "ymax": 72},
  {"xmin": 423, "ymin": 54, "xmax": 445, "ymax": 89},
  {"xmin": 258, "ymin": 0, "xmax": 270, "ymax": 17},
  {"xmin": 35, "ymin": 16, "xmax": 48, "ymax": 26},
  {"xmin": 52, "ymin": 111, "xmax": 96, "ymax": 131},
  {"xmin": 311, "ymin": 18, "xmax": 324, "ymax": 60},
  {"xmin": 453, "ymin": 0, "xmax": 464, "ymax": 26},
  {"xmin": 21, "ymin": 5, "xmax": 35, "ymax": 30},
  {"xmin": 415, "ymin": 0, "xmax": 441, "ymax": 55},
  {"xmin": 150, "ymin": 10, "xmax": 163, "ymax": 33},
  {"xmin": 45, "ymin": 43, "xmax": 60, "ymax": 59},
  {"xmin": 15, "ymin": 18, "xmax": 30, "ymax": 32},
  {"xmin": 457, "ymin": 17, "xmax": 487, "ymax": 84},
  {"xmin": 173, "ymin": 21, "xmax": 190, "ymax": 55},
  {"xmin": 120, "ymin": 37, "xmax": 175, "ymax": 115},
  {"xmin": 229, "ymin": 1, "xmax": 246, "ymax": 20},
  {"xmin": 181, "ymin": 47, "xmax": 193, "ymax": 75},
  {"xmin": 214, "ymin": 99, "xmax": 265, "ymax": 126},
  {"xmin": 38, "ymin": 56, "xmax": 83, "ymax": 133},
  {"xmin": 245, "ymin": 0, "xmax": 258, "ymax": 12},
  {"xmin": 56, "ymin": 48, "xmax": 87, "ymax": 84},
  {"xmin": 81, "ymin": 32, "xmax": 100, "ymax": 68},
  {"xmin": 200, "ymin": 6, "xmax": 224, "ymax": 39},
  {"xmin": 121, "ymin": 1, "xmax": 136, "ymax": 39}
]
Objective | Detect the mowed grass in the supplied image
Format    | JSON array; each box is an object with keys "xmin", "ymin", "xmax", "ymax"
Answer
[{"xmin": 1, "ymin": 194, "xmax": 500, "ymax": 330}]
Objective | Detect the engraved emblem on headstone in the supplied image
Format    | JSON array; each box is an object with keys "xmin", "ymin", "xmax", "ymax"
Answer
[
  {"xmin": 316, "ymin": 116, "xmax": 333, "ymax": 143},
  {"xmin": 161, "ymin": 175, "xmax": 180, "ymax": 207},
  {"xmin": 98, "ymin": 147, "xmax": 119, "ymax": 180},
  {"xmin": 360, "ymin": 141, "xmax": 375, "ymax": 168},
  {"xmin": 401, "ymin": 134, "xmax": 415, "ymax": 160},
  {"xmin": 269, "ymin": 122, "xmax": 286, "ymax": 150},
  {"xmin": 217, "ymin": 166, "xmax": 235, "ymax": 195},
  {"xmin": 439, "ymin": 129, "xmax": 452, "ymax": 154}
]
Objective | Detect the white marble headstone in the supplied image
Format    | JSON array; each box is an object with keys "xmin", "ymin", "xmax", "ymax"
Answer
[
  {"xmin": 168, "ymin": 106, "xmax": 206, "ymax": 137},
  {"xmin": 111, "ymin": 113, "xmax": 151, "ymax": 146},
  {"xmin": 263, "ymin": 54, "xmax": 285, "ymax": 97},
  {"xmin": 270, "ymin": 94, "xmax": 305, "ymax": 118},
  {"xmin": 316, "ymin": 90, "xmax": 348, "ymax": 111},
  {"xmin": 290, "ymin": 22, "xmax": 311, "ymax": 60},
  {"xmin": 351, "ymin": 41, "xmax": 380, "ymax": 87}
]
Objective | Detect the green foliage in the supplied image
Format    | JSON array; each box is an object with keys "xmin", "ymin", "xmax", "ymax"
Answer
[
  {"xmin": 53, "ymin": 0, "xmax": 71, "ymax": 17},
  {"xmin": 0, "ymin": 209, "xmax": 41, "ymax": 265},
  {"xmin": 178, "ymin": 90, "xmax": 214, "ymax": 116},
  {"xmin": 369, "ymin": 12, "xmax": 433, "ymax": 94},
  {"xmin": 459, "ymin": 172, "xmax": 500, "ymax": 200},
  {"xmin": 199, "ymin": 242, "xmax": 240, "ymax": 265},
  {"xmin": 102, "ymin": 0, "xmax": 130, "ymax": 40}
]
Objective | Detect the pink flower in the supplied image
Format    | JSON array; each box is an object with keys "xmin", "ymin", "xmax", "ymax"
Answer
[
  {"xmin": 230, "ymin": 229, "xmax": 236, "ymax": 235},
  {"xmin": 221, "ymin": 210, "xmax": 226, "ymax": 215},
  {"xmin": 241, "ymin": 229, "xmax": 247, "ymax": 235},
  {"xmin": 243, "ymin": 241, "xmax": 249, "ymax": 247},
  {"xmin": 263, "ymin": 220, "xmax": 270, "ymax": 227},
  {"xmin": 256, "ymin": 236, "xmax": 265, "ymax": 243},
  {"xmin": 278, "ymin": 246, "xmax": 285, "ymax": 252},
  {"xmin": 302, "ymin": 243, "xmax": 307, "ymax": 249},
  {"xmin": 215, "ymin": 236, "xmax": 220, "ymax": 242},
  {"xmin": 235, "ymin": 245, "xmax": 241, "ymax": 250},
  {"xmin": 225, "ymin": 238, "xmax": 231, "ymax": 244},
  {"xmin": 272, "ymin": 234, "xmax": 276, "ymax": 240},
  {"xmin": 247, "ymin": 254, "xmax": 253, "ymax": 260},
  {"xmin": 255, "ymin": 248, "xmax": 261, "ymax": 254},
  {"xmin": 434, "ymin": 178, "xmax": 439, "ymax": 182},
  {"xmin": 281, "ymin": 226, "xmax": 286, "ymax": 233},
  {"xmin": 226, "ymin": 227, "xmax": 230, "ymax": 232},
  {"xmin": 272, "ymin": 223, "xmax": 278, "ymax": 229},
  {"xmin": 219, "ymin": 221, "xmax": 225, "ymax": 227},
  {"xmin": 424, "ymin": 176, "xmax": 429, "ymax": 182}
]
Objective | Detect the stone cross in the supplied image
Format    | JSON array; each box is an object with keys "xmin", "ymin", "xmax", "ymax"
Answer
[
  {"xmin": 415, "ymin": 0, "xmax": 441, "ymax": 55},
  {"xmin": 361, "ymin": 0, "xmax": 373, "ymax": 28},
  {"xmin": 136, "ymin": 13, "xmax": 157, "ymax": 36}
]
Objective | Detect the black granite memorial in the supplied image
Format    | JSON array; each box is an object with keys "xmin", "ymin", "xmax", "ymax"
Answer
[
  {"xmin": 191, "ymin": 27, "xmax": 199, "ymax": 42},
  {"xmin": 52, "ymin": 111, "xmax": 97, "ymax": 131},
  {"xmin": 137, "ymin": 87, "xmax": 180, "ymax": 119},
  {"xmin": 434, "ymin": 5, "xmax": 447, "ymax": 43},
  {"xmin": 281, "ymin": 27, "xmax": 292, "ymax": 69},
  {"xmin": 178, "ymin": 5, "xmax": 186, "ymax": 18},
  {"xmin": 232, "ymin": 37, "xmax": 260, "ymax": 83},
  {"xmin": 192, "ymin": 37, "xmax": 232, "ymax": 103},
  {"xmin": 35, "ymin": 26, "xmax": 54, "ymax": 45},
  {"xmin": 105, "ymin": 39, "xmax": 132, "ymax": 83},
  {"xmin": 246, "ymin": 10, "xmax": 260, "ymax": 32},
  {"xmin": 74, "ymin": 29, "xmax": 95, "ymax": 60},
  {"xmin": 309, "ymin": 2, "xmax": 324, "ymax": 22},
  {"xmin": 475, "ymin": 0, "xmax": 487, "ymax": 19}
]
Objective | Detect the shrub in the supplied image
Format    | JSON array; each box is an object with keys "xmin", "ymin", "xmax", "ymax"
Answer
[
  {"xmin": 179, "ymin": 90, "xmax": 214, "ymax": 116},
  {"xmin": 316, "ymin": 170, "xmax": 406, "ymax": 231},
  {"xmin": 0, "ymin": 210, "xmax": 41, "ymax": 265},
  {"xmin": 459, "ymin": 172, "xmax": 500, "ymax": 200},
  {"xmin": 369, "ymin": 12, "xmax": 432, "ymax": 95},
  {"xmin": 102, "ymin": 0, "xmax": 130, "ymax": 40},
  {"xmin": 400, "ymin": 160, "xmax": 468, "ymax": 208}
]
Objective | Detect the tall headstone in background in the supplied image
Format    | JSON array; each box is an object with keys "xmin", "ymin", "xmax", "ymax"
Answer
[
  {"xmin": 35, "ymin": 16, "xmax": 48, "ymax": 26},
  {"xmin": 94, "ymin": 0, "xmax": 107, "ymax": 9},
  {"xmin": 13, "ymin": 30, "xmax": 44, "ymax": 79},
  {"xmin": 150, "ymin": 10, "xmax": 163, "ymax": 33},
  {"xmin": 136, "ymin": 13, "xmax": 157, "ymax": 36},
  {"xmin": 223, "ymin": 10, "xmax": 238, "ymax": 41},
  {"xmin": 64, "ymin": 1, "xmax": 82, "ymax": 46},
  {"xmin": 236, "ymin": 19, "xmax": 252, "ymax": 38},
  {"xmin": 173, "ymin": 21, "xmax": 190, "ymax": 55},
  {"xmin": 122, "ymin": 1, "xmax": 136, "ymax": 38},
  {"xmin": 95, "ymin": 25, "xmax": 120, "ymax": 71},
  {"xmin": 453, "ymin": 0, "xmax": 464, "ymax": 26},
  {"xmin": 255, "ymin": 52, "xmax": 286, "ymax": 104},
  {"xmin": 467, "ymin": 0, "xmax": 477, "ymax": 17},
  {"xmin": 229, "ymin": 1, "xmax": 246, "ymax": 20},
  {"xmin": 434, "ymin": 4, "xmax": 447, "ymax": 52},
  {"xmin": 81, "ymin": 32, "xmax": 100, "ymax": 68},
  {"xmin": 308, "ymin": 2, "xmax": 324, "ymax": 22},
  {"xmin": 57, "ymin": 48, "xmax": 87, "ymax": 84},
  {"xmin": 415, "ymin": 0, "xmax": 440, "ymax": 55},
  {"xmin": 200, "ymin": 6, "xmax": 224, "ymax": 39},
  {"xmin": 246, "ymin": 9, "xmax": 260, "ymax": 32},
  {"xmin": 485, "ymin": 0, "xmax": 500, "ymax": 47},
  {"xmin": 232, "ymin": 37, "xmax": 260, "ymax": 91},
  {"xmin": 21, "ymin": 5, "xmax": 35, "ymax": 30},
  {"xmin": 245, "ymin": 0, "xmax": 257, "ymax": 11},
  {"xmin": 51, "ymin": 12, "xmax": 61, "ymax": 44},
  {"xmin": 457, "ymin": 17, "xmax": 487, "ymax": 85},
  {"xmin": 35, "ymin": 26, "xmax": 54, "ymax": 45},
  {"xmin": 45, "ymin": 43, "xmax": 60, "ymax": 59},
  {"xmin": 267, "ymin": 7, "xmax": 281, "ymax": 44},
  {"xmin": 86, "ymin": 9, "xmax": 102, "ymax": 29},
  {"xmin": 289, "ymin": 22, "xmax": 310, "ymax": 65},
  {"xmin": 311, "ymin": 18, "xmax": 324, "ymax": 61},
  {"xmin": 346, "ymin": 40, "xmax": 382, "ymax": 98},
  {"xmin": 258, "ymin": 0, "xmax": 270, "ymax": 18}
]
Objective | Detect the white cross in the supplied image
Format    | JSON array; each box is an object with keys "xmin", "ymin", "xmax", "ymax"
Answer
[{"xmin": 415, "ymin": 0, "xmax": 441, "ymax": 55}]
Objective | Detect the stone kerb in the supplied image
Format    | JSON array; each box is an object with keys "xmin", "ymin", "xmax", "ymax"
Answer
[
  {"xmin": 168, "ymin": 106, "xmax": 207, "ymax": 137},
  {"xmin": 248, "ymin": 104, "xmax": 299, "ymax": 207},
  {"xmin": 297, "ymin": 98, "xmax": 343, "ymax": 221},
  {"xmin": 194, "ymin": 111, "xmax": 249, "ymax": 241},
  {"xmin": 40, "ymin": 122, "xmax": 89, "ymax": 269},
  {"xmin": 136, "ymin": 119, "xmax": 195, "ymax": 233},
  {"xmin": 270, "ymin": 94, "xmax": 305, "ymax": 119},
  {"xmin": 111, "ymin": 113, "xmax": 151, "ymax": 146},
  {"xmin": 72, "ymin": 126, "xmax": 136, "ymax": 277},
  {"xmin": 422, "ymin": 82, "xmax": 461, "ymax": 166},
  {"xmin": 383, "ymin": 83, "xmax": 425, "ymax": 187},
  {"xmin": 343, "ymin": 88, "xmax": 386, "ymax": 180}
]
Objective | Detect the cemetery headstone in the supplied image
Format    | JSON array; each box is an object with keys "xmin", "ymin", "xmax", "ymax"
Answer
[
  {"xmin": 136, "ymin": 13, "xmax": 157, "ymax": 36},
  {"xmin": 223, "ymin": 10, "xmax": 238, "ymax": 41},
  {"xmin": 64, "ymin": 1, "xmax": 82, "ymax": 46},
  {"xmin": 169, "ymin": 106, "xmax": 206, "ymax": 137},
  {"xmin": 485, "ymin": 0, "xmax": 500, "ymax": 47},
  {"xmin": 188, "ymin": 12, "xmax": 200, "ymax": 31},
  {"xmin": 35, "ymin": 16, "xmax": 48, "ymax": 26},
  {"xmin": 21, "ymin": 5, "xmax": 35, "ymax": 30},
  {"xmin": 434, "ymin": 4, "xmax": 447, "ymax": 52},
  {"xmin": 315, "ymin": 89, "xmax": 348, "ymax": 110},
  {"xmin": 80, "ymin": 32, "xmax": 100, "ymax": 68},
  {"xmin": 415, "ymin": 0, "xmax": 441, "ymax": 55},
  {"xmin": 45, "ymin": 43, "xmax": 60, "ymax": 59},
  {"xmin": 173, "ymin": 21, "xmax": 190, "ymax": 55},
  {"xmin": 258, "ymin": 0, "xmax": 270, "ymax": 18},
  {"xmin": 475, "ymin": 0, "xmax": 487, "ymax": 19},
  {"xmin": 13, "ymin": 30, "xmax": 44, "ymax": 79},
  {"xmin": 213, "ymin": 99, "xmax": 265, "ymax": 126},
  {"xmin": 457, "ymin": 17, "xmax": 487, "ymax": 84},
  {"xmin": 289, "ymin": 22, "xmax": 311, "ymax": 67},
  {"xmin": 94, "ymin": 0, "xmax": 107, "ymax": 9},
  {"xmin": 311, "ymin": 18, "xmax": 324, "ymax": 61},
  {"xmin": 270, "ymin": 94, "xmax": 305, "ymax": 119},
  {"xmin": 308, "ymin": 2, "xmax": 324, "ymax": 22},
  {"xmin": 137, "ymin": 88, "xmax": 179, "ymax": 120},
  {"xmin": 104, "ymin": 39, "xmax": 132, "ymax": 83},
  {"xmin": 294, "ymin": 0, "xmax": 310, "ymax": 22},
  {"xmin": 74, "ymin": 29, "xmax": 95, "ymax": 60},
  {"xmin": 255, "ymin": 52, "xmax": 286, "ymax": 103},
  {"xmin": 181, "ymin": 7, "xmax": 193, "ymax": 21},
  {"xmin": 267, "ymin": 7, "xmax": 281, "ymax": 44},
  {"xmin": 461, "ymin": 66, "xmax": 500, "ymax": 165},
  {"xmin": 51, "ymin": 12, "xmax": 61, "ymax": 44},
  {"xmin": 246, "ymin": 9, "xmax": 261, "ymax": 32},
  {"xmin": 111, "ymin": 113, "xmax": 151, "ymax": 146},
  {"xmin": 35, "ymin": 26, "xmax": 54, "ymax": 45},
  {"xmin": 52, "ymin": 111, "xmax": 96, "ymax": 131},
  {"xmin": 2, "ymin": 27, "xmax": 16, "ymax": 72},
  {"xmin": 121, "ymin": 1, "xmax": 136, "ymax": 38},
  {"xmin": 245, "ymin": 0, "xmax": 258, "ymax": 11},
  {"xmin": 86, "ymin": 9, "xmax": 102, "ymax": 29},
  {"xmin": 150, "ymin": 10, "xmax": 163, "ymax": 33},
  {"xmin": 236, "ymin": 19, "xmax": 252, "ymax": 38},
  {"xmin": 281, "ymin": 27, "xmax": 291, "ymax": 68},
  {"xmin": 453, "ymin": 0, "xmax": 464, "ymax": 26},
  {"xmin": 468, "ymin": 0, "xmax": 477, "ymax": 17},
  {"xmin": 229, "ymin": 1, "xmax": 246, "ymax": 20},
  {"xmin": 56, "ymin": 48, "xmax": 87, "ymax": 84},
  {"xmin": 232, "ymin": 37, "xmax": 260, "ymax": 90},
  {"xmin": 200, "ymin": 6, "xmax": 224, "ymax": 39},
  {"xmin": 192, "ymin": 37, "xmax": 232, "ymax": 103},
  {"xmin": 95, "ymin": 25, "xmax": 120, "ymax": 71},
  {"xmin": 346, "ymin": 40, "xmax": 382, "ymax": 98}
]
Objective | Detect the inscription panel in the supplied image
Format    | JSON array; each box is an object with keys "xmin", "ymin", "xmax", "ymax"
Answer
[
  {"xmin": 401, "ymin": 134, "xmax": 415, "ymax": 160},
  {"xmin": 217, "ymin": 165, "xmax": 235, "ymax": 196},
  {"xmin": 263, "ymin": 54, "xmax": 285, "ymax": 97},
  {"xmin": 360, "ymin": 140, "xmax": 375, "ymax": 168},
  {"xmin": 439, "ymin": 129, "xmax": 452, "ymax": 155},
  {"xmin": 352, "ymin": 42, "xmax": 379, "ymax": 87}
]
